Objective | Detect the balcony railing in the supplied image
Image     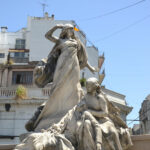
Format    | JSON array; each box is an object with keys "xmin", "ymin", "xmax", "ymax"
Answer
[
  {"xmin": 0, "ymin": 88, "xmax": 16, "ymax": 97},
  {"xmin": 42, "ymin": 88, "xmax": 51, "ymax": 96},
  {"xmin": 0, "ymin": 87, "xmax": 51, "ymax": 99}
]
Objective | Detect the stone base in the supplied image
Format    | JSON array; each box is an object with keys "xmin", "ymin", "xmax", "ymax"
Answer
[
  {"xmin": 1, "ymin": 134, "xmax": 150, "ymax": 150},
  {"xmin": 128, "ymin": 134, "xmax": 150, "ymax": 150},
  {"xmin": 0, "ymin": 144, "xmax": 16, "ymax": 150}
]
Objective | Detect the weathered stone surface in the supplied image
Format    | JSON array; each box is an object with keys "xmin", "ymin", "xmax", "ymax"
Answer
[
  {"xmin": 15, "ymin": 77, "xmax": 132, "ymax": 150},
  {"xmin": 32, "ymin": 24, "xmax": 96, "ymax": 131}
]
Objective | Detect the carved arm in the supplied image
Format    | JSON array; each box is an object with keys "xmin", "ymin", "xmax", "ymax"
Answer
[
  {"xmin": 88, "ymin": 109, "xmax": 108, "ymax": 118},
  {"xmin": 86, "ymin": 62, "xmax": 98, "ymax": 73},
  {"xmin": 45, "ymin": 24, "xmax": 64, "ymax": 43}
]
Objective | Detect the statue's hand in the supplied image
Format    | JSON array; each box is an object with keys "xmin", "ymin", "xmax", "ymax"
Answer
[
  {"xmin": 90, "ymin": 66, "xmax": 99, "ymax": 74},
  {"xmin": 86, "ymin": 62, "xmax": 99, "ymax": 74},
  {"xmin": 56, "ymin": 24, "xmax": 64, "ymax": 28},
  {"xmin": 63, "ymin": 24, "xmax": 74, "ymax": 29}
]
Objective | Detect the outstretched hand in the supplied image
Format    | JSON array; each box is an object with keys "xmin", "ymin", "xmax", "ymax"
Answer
[
  {"xmin": 56, "ymin": 24, "xmax": 64, "ymax": 29},
  {"xmin": 86, "ymin": 62, "xmax": 99, "ymax": 74},
  {"xmin": 63, "ymin": 24, "xmax": 74, "ymax": 29},
  {"xmin": 55, "ymin": 24, "xmax": 74, "ymax": 29},
  {"xmin": 90, "ymin": 66, "xmax": 99, "ymax": 74}
]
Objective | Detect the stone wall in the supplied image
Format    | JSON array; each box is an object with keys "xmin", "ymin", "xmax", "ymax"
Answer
[{"xmin": 139, "ymin": 95, "xmax": 150, "ymax": 134}]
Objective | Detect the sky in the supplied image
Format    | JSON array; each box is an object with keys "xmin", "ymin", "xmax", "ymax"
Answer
[{"xmin": 0, "ymin": 0, "xmax": 150, "ymax": 127}]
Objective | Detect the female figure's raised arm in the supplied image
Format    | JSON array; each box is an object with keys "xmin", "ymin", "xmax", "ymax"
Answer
[{"xmin": 45, "ymin": 24, "xmax": 64, "ymax": 43}]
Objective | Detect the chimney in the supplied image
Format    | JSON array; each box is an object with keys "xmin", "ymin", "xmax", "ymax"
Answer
[
  {"xmin": 44, "ymin": 12, "xmax": 49, "ymax": 18},
  {"xmin": 51, "ymin": 14, "xmax": 54, "ymax": 20},
  {"xmin": 1, "ymin": 26, "xmax": 8, "ymax": 33}
]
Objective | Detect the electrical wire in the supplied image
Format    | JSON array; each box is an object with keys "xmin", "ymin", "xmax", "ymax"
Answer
[
  {"xmin": 78, "ymin": 0, "xmax": 146, "ymax": 21},
  {"xmin": 127, "ymin": 105, "xmax": 150, "ymax": 126},
  {"xmin": 94, "ymin": 14, "xmax": 150, "ymax": 42},
  {"xmin": 74, "ymin": 23, "xmax": 96, "ymax": 46}
]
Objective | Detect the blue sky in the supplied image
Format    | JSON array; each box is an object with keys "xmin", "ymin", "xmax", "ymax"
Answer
[{"xmin": 0, "ymin": 0, "xmax": 150, "ymax": 127}]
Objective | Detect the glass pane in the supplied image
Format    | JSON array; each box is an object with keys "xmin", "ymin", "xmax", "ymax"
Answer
[
  {"xmin": 15, "ymin": 39, "xmax": 25, "ymax": 49},
  {"xmin": 16, "ymin": 39, "xmax": 20, "ymax": 45},
  {"xmin": 12, "ymin": 71, "xmax": 33, "ymax": 85},
  {"xmin": 20, "ymin": 52, "xmax": 25, "ymax": 57},
  {"xmin": 14, "ymin": 52, "xmax": 19, "ymax": 57},
  {"xmin": 0, "ymin": 53, "xmax": 5, "ymax": 58},
  {"xmin": 21, "ymin": 40, "xmax": 25, "ymax": 44}
]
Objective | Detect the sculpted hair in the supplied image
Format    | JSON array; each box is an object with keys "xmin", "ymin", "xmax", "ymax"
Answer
[
  {"xmin": 59, "ymin": 28, "xmax": 76, "ymax": 39},
  {"xmin": 59, "ymin": 28, "xmax": 83, "ymax": 52}
]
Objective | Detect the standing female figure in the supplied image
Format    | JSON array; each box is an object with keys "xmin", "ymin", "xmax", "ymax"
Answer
[{"xmin": 33, "ymin": 24, "xmax": 97, "ymax": 131}]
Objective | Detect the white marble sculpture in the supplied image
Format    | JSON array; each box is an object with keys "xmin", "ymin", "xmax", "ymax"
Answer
[
  {"xmin": 15, "ymin": 77, "xmax": 132, "ymax": 150},
  {"xmin": 15, "ymin": 24, "xmax": 132, "ymax": 150}
]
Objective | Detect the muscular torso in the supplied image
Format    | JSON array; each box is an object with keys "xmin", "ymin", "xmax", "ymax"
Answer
[
  {"xmin": 84, "ymin": 93, "xmax": 108, "ymax": 115},
  {"xmin": 84, "ymin": 94, "xmax": 101, "ymax": 110}
]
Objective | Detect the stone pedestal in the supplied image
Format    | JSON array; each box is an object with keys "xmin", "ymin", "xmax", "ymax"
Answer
[
  {"xmin": 2, "ymin": 134, "xmax": 150, "ymax": 150},
  {"xmin": 129, "ymin": 134, "xmax": 150, "ymax": 150}
]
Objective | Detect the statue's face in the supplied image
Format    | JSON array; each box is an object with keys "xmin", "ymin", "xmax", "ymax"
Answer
[
  {"xmin": 86, "ymin": 81, "xmax": 97, "ymax": 93},
  {"xmin": 67, "ymin": 29, "xmax": 74, "ymax": 38}
]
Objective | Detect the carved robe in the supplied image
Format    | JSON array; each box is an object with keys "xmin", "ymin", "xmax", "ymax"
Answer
[{"xmin": 34, "ymin": 39, "xmax": 87, "ymax": 131}]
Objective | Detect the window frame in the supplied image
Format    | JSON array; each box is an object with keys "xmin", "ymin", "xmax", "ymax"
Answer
[
  {"xmin": 0, "ymin": 53, "xmax": 5, "ymax": 58},
  {"xmin": 15, "ymin": 39, "xmax": 26, "ymax": 49}
]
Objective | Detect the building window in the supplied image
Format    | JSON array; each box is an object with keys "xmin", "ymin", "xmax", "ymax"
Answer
[
  {"xmin": 10, "ymin": 52, "xmax": 29, "ymax": 58},
  {"xmin": 14, "ymin": 52, "xmax": 20, "ymax": 58},
  {"xmin": 0, "ymin": 53, "xmax": 5, "ymax": 58},
  {"xmin": 9, "ymin": 52, "xmax": 29, "ymax": 63},
  {"xmin": 15, "ymin": 39, "xmax": 25, "ymax": 49},
  {"xmin": 14, "ymin": 52, "xmax": 25, "ymax": 58},
  {"xmin": 12, "ymin": 71, "xmax": 33, "ymax": 85}
]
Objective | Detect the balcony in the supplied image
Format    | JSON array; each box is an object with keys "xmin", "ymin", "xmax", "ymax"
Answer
[
  {"xmin": 8, "ymin": 49, "xmax": 29, "ymax": 64},
  {"xmin": 0, "ymin": 87, "xmax": 51, "ymax": 100}
]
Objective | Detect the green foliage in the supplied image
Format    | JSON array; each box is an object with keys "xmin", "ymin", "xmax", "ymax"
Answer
[
  {"xmin": 80, "ymin": 78, "xmax": 86, "ymax": 87},
  {"xmin": 0, "ymin": 63, "xmax": 5, "ymax": 68},
  {"xmin": 0, "ymin": 59, "xmax": 14, "ymax": 69},
  {"xmin": 15, "ymin": 85, "xmax": 27, "ymax": 100},
  {"xmin": 4, "ymin": 59, "xmax": 14, "ymax": 65}
]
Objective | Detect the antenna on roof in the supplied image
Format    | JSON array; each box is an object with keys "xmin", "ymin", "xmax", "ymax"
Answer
[{"xmin": 39, "ymin": 0, "xmax": 48, "ymax": 17}]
